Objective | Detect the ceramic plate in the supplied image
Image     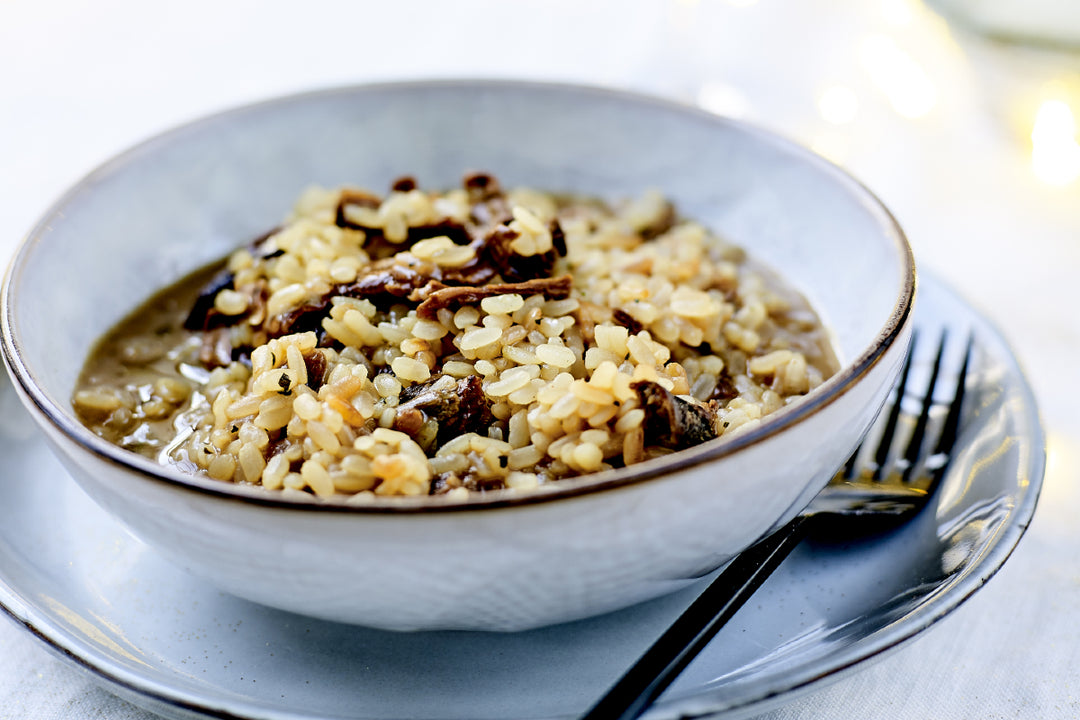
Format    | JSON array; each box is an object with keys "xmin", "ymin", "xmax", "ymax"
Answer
[{"xmin": 0, "ymin": 270, "xmax": 1043, "ymax": 720}]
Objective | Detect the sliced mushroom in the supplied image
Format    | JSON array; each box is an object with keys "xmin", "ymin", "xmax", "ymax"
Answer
[
  {"xmin": 395, "ymin": 375, "xmax": 493, "ymax": 445},
  {"xmin": 632, "ymin": 380, "xmax": 718, "ymax": 450}
]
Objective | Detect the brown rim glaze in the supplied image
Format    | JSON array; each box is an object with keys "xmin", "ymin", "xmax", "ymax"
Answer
[{"xmin": 0, "ymin": 79, "xmax": 916, "ymax": 514}]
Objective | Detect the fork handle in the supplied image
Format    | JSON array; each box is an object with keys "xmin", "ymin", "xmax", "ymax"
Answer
[{"xmin": 581, "ymin": 515, "xmax": 811, "ymax": 720}]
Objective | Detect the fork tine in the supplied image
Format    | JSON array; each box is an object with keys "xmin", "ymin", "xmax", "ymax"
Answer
[
  {"xmin": 929, "ymin": 333, "xmax": 973, "ymax": 483},
  {"xmin": 900, "ymin": 331, "xmax": 948, "ymax": 483},
  {"xmin": 869, "ymin": 330, "xmax": 919, "ymax": 480},
  {"xmin": 841, "ymin": 433, "xmax": 862, "ymax": 479}
]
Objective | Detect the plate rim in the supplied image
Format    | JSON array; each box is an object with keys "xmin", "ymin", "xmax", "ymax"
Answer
[{"xmin": 0, "ymin": 268, "xmax": 1046, "ymax": 720}]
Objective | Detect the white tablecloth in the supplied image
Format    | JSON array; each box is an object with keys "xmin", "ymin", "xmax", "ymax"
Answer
[{"xmin": 3, "ymin": 1, "xmax": 1078, "ymax": 718}]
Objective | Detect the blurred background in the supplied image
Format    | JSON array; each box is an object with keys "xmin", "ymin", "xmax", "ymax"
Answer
[{"xmin": 2, "ymin": 0, "xmax": 1078, "ymax": 717}]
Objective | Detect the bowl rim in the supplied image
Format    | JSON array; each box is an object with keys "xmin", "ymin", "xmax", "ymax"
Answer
[{"xmin": 0, "ymin": 78, "xmax": 915, "ymax": 514}]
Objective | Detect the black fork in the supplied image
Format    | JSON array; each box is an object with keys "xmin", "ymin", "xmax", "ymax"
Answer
[{"xmin": 582, "ymin": 330, "xmax": 974, "ymax": 720}]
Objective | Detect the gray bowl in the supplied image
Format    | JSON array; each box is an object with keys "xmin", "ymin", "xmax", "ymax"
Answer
[{"xmin": 1, "ymin": 80, "xmax": 914, "ymax": 631}]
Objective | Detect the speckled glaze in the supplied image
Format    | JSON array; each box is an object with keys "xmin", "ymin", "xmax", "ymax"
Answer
[{"xmin": 1, "ymin": 81, "xmax": 914, "ymax": 631}]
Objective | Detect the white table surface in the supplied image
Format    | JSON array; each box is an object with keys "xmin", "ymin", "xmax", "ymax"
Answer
[{"xmin": 2, "ymin": 1, "xmax": 1079, "ymax": 718}]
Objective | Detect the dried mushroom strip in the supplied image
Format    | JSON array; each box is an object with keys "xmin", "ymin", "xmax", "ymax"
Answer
[
  {"xmin": 415, "ymin": 275, "xmax": 574, "ymax": 320},
  {"xmin": 335, "ymin": 258, "xmax": 446, "ymax": 306}
]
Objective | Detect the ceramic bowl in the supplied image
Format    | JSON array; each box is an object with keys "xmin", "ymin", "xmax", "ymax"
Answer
[{"xmin": 1, "ymin": 81, "xmax": 914, "ymax": 632}]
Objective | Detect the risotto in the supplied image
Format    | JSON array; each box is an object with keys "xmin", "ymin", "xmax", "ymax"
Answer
[{"xmin": 72, "ymin": 172, "xmax": 838, "ymax": 500}]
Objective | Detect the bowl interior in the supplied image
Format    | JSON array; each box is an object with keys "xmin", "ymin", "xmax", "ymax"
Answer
[{"xmin": 3, "ymin": 80, "xmax": 912, "ymax": 499}]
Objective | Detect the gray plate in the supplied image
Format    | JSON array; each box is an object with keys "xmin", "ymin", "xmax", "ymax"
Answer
[{"xmin": 0, "ymin": 270, "xmax": 1044, "ymax": 720}]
